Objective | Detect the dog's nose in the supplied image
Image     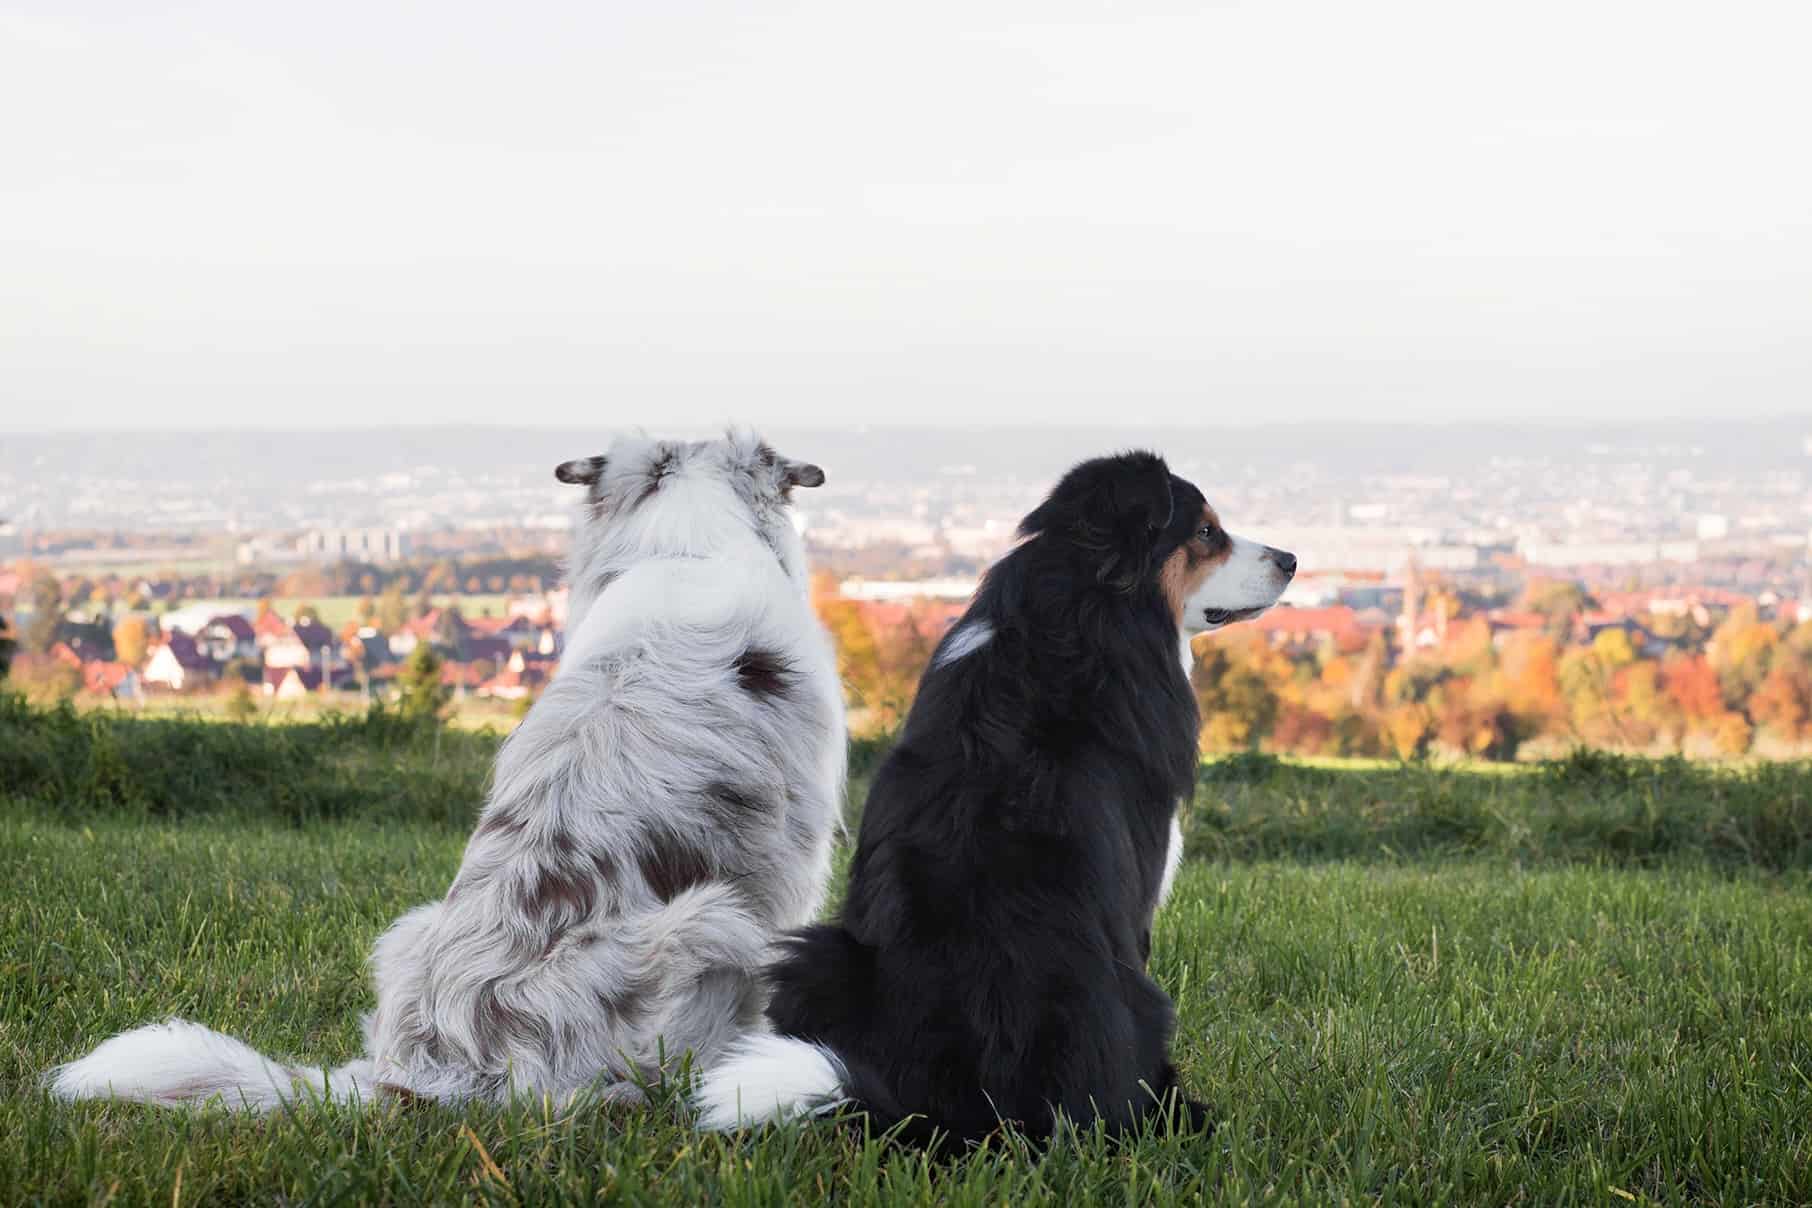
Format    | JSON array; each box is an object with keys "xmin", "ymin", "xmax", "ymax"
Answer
[{"xmin": 1268, "ymin": 548, "xmax": 1297, "ymax": 576}]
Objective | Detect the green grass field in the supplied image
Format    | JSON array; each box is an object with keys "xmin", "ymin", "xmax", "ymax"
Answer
[
  {"xmin": 205, "ymin": 595, "xmax": 518, "ymax": 629},
  {"xmin": 3, "ymin": 699, "xmax": 1810, "ymax": 1204}
]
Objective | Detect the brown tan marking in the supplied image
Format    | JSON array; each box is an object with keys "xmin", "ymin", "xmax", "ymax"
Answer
[{"xmin": 1159, "ymin": 504, "xmax": 1233, "ymax": 622}]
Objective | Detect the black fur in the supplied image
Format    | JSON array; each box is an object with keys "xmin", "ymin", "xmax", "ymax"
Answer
[{"xmin": 764, "ymin": 451, "xmax": 1213, "ymax": 1147}]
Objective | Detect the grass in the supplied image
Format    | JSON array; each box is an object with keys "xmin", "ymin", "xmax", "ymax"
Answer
[
  {"xmin": 3, "ymin": 701, "xmax": 1811, "ymax": 1204},
  {"xmin": 108, "ymin": 688, "xmax": 529, "ymax": 733}
]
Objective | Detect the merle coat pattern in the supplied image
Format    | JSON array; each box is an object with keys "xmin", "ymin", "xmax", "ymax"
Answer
[{"xmin": 49, "ymin": 430, "xmax": 846, "ymax": 1110}]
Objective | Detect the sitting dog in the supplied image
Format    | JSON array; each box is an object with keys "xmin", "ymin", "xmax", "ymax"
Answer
[
  {"xmin": 697, "ymin": 450, "xmax": 1293, "ymax": 1145},
  {"xmin": 50, "ymin": 430, "xmax": 846, "ymax": 1109}
]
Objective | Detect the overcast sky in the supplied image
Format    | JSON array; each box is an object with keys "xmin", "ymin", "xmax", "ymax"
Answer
[{"xmin": 3, "ymin": 1, "xmax": 1808, "ymax": 431}]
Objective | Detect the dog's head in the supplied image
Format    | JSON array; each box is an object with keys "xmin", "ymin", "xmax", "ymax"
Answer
[
  {"xmin": 554, "ymin": 429, "xmax": 824, "ymax": 609},
  {"xmin": 1021, "ymin": 451, "xmax": 1295, "ymax": 631}
]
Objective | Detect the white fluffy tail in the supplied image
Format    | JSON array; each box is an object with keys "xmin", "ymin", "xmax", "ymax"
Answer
[
  {"xmin": 694, "ymin": 1033, "xmax": 847, "ymax": 1130},
  {"xmin": 45, "ymin": 1018, "xmax": 375, "ymax": 1112}
]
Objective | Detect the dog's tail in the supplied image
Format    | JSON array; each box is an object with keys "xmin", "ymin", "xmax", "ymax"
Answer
[
  {"xmin": 694, "ymin": 923, "xmax": 873, "ymax": 1131},
  {"xmin": 693, "ymin": 1032, "xmax": 849, "ymax": 1130},
  {"xmin": 45, "ymin": 1018, "xmax": 376, "ymax": 1112}
]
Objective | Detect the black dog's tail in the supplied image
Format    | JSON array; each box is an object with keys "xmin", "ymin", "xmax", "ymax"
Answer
[
  {"xmin": 693, "ymin": 1031, "xmax": 850, "ymax": 1130},
  {"xmin": 694, "ymin": 926, "xmax": 879, "ymax": 1132}
]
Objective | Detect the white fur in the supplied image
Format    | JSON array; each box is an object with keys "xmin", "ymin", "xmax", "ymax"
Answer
[
  {"xmin": 48, "ymin": 430, "xmax": 847, "ymax": 1111},
  {"xmin": 933, "ymin": 619, "xmax": 993, "ymax": 669},
  {"xmin": 694, "ymin": 1033, "xmax": 847, "ymax": 1130},
  {"xmin": 1156, "ymin": 816, "xmax": 1184, "ymax": 909},
  {"xmin": 1185, "ymin": 532, "xmax": 1293, "ymax": 632},
  {"xmin": 47, "ymin": 1019, "xmax": 377, "ymax": 1110}
]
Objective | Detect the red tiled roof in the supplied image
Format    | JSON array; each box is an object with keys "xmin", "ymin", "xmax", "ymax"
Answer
[
  {"xmin": 440, "ymin": 661, "xmax": 489, "ymax": 688},
  {"xmin": 1250, "ymin": 606, "xmax": 1368, "ymax": 636},
  {"xmin": 402, "ymin": 608, "xmax": 468, "ymax": 639}
]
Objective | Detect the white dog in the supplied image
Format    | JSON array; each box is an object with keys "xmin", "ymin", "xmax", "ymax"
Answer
[{"xmin": 49, "ymin": 430, "xmax": 847, "ymax": 1109}]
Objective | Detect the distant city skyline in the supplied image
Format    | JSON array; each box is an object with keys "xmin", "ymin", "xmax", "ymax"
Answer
[{"xmin": 3, "ymin": 2, "xmax": 1809, "ymax": 431}]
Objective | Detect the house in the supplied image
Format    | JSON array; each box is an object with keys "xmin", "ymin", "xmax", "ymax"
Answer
[
  {"xmin": 388, "ymin": 608, "xmax": 468, "ymax": 658},
  {"xmin": 468, "ymin": 613, "xmax": 539, "ymax": 651},
  {"xmin": 262, "ymin": 664, "xmax": 355, "ymax": 699},
  {"xmin": 439, "ymin": 660, "xmax": 490, "ymax": 691},
  {"xmin": 262, "ymin": 619, "xmax": 338, "ymax": 671},
  {"xmin": 253, "ymin": 609, "xmax": 294, "ymax": 644},
  {"xmin": 1248, "ymin": 605, "xmax": 1372, "ymax": 651},
  {"xmin": 1485, "ymin": 609, "xmax": 1549, "ymax": 648},
  {"xmin": 463, "ymin": 635, "xmax": 514, "ymax": 666},
  {"xmin": 346, "ymin": 626, "xmax": 393, "ymax": 665},
  {"xmin": 159, "ymin": 603, "xmax": 234, "ymax": 637},
  {"xmin": 143, "ymin": 632, "xmax": 216, "ymax": 692},
  {"xmin": 478, "ymin": 664, "xmax": 549, "ymax": 700},
  {"xmin": 507, "ymin": 650, "xmax": 557, "ymax": 677},
  {"xmin": 264, "ymin": 665, "xmax": 322, "ymax": 700},
  {"xmin": 196, "ymin": 614, "xmax": 258, "ymax": 663}
]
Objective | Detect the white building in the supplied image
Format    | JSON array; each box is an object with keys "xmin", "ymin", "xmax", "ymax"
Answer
[
  {"xmin": 1519, "ymin": 539, "xmax": 1700, "ymax": 567},
  {"xmin": 298, "ymin": 528, "xmax": 410, "ymax": 563},
  {"xmin": 839, "ymin": 577, "xmax": 979, "ymax": 602}
]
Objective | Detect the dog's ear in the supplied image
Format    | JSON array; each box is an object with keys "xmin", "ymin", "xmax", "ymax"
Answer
[
  {"xmin": 755, "ymin": 438, "xmax": 824, "ymax": 490},
  {"xmin": 1024, "ymin": 452, "xmax": 1173, "ymax": 592},
  {"xmin": 781, "ymin": 460, "xmax": 825, "ymax": 489},
  {"xmin": 1090, "ymin": 458, "xmax": 1174, "ymax": 591},
  {"xmin": 555, "ymin": 455, "xmax": 606, "ymax": 486}
]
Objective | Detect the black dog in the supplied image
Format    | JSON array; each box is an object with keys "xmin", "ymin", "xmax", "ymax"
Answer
[{"xmin": 698, "ymin": 451, "xmax": 1295, "ymax": 1145}]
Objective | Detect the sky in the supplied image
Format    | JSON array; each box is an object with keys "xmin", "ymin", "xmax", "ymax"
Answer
[{"xmin": 2, "ymin": 1, "xmax": 1809, "ymax": 431}]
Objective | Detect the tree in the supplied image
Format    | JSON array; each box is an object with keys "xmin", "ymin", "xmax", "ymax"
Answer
[
  {"xmin": 395, "ymin": 643, "xmax": 453, "ymax": 725},
  {"xmin": 1591, "ymin": 627, "xmax": 1636, "ymax": 669},
  {"xmin": 341, "ymin": 623, "xmax": 376, "ymax": 697},
  {"xmin": 22, "ymin": 574, "xmax": 64, "ymax": 654},
  {"xmin": 1520, "ymin": 579, "xmax": 1596, "ymax": 642},
  {"xmin": 1750, "ymin": 661, "xmax": 1812, "ymax": 742},
  {"xmin": 1663, "ymin": 653, "xmax": 1725, "ymax": 720},
  {"xmin": 12, "ymin": 656, "xmax": 81, "ymax": 701},
  {"xmin": 1194, "ymin": 631, "xmax": 1286, "ymax": 751},
  {"xmin": 0, "ymin": 613, "xmax": 13, "ymax": 681},
  {"xmin": 112, "ymin": 616, "xmax": 151, "ymax": 667},
  {"xmin": 375, "ymin": 582, "xmax": 410, "ymax": 633}
]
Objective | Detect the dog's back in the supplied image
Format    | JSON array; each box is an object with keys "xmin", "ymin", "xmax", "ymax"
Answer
[
  {"xmin": 50, "ymin": 432, "xmax": 848, "ymax": 1112},
  {"xmin": 699, "ymin": 450, "xmax": 1294, "ymax": 1144},
  {"xmin": 763, "ymin": 567, "xmax": 1190, "ymax": 1143}
]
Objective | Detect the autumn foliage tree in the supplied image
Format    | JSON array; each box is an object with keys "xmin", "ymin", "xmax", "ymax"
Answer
[{"xmin": 112, "ymin": 616, "xmax": 150, "ymax": 668}]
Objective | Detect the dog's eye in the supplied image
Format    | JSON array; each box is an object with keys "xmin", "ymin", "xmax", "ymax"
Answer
[{"xmin": 1198, "ymin": 524, "xmax": 1217, "ymax": 541}]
